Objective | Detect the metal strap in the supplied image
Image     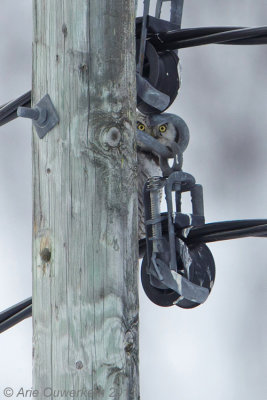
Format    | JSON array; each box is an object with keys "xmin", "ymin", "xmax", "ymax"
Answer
[
  {"xmin": 155, "ymin": 0, "xmax": 184, "ymax": 28},
  {"xmin": 137, "ymin": 0, "xmax": 150, "ymax": 75},
  {"xmin": 155, "ymin": 0, "xmax": 163, "ymax": 19},
  {"xmin": 136, "ymin": 73, "xmax": 170, "ymax": 112}
]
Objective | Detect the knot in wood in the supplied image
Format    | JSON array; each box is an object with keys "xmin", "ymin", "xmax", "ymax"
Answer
[
  {"xmin": 62, "ymin": 23, "xmax": 68, "ymax": 37},
  {"xmin": 102, "ymin": 127, "xmax": 121, "ymax": 148},
  {"xmin": 40, "ymin": 248, "xmax": 51, "ymax": 263},
  {"xmin": 124, "ymin": 330, "xmax": 134, "ymax": 354},
  {"xmin": 76, "ymin": 360, "xmax": 83, "ymax": 369}
]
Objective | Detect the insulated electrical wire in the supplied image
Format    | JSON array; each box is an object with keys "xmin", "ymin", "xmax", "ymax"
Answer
[
  {"xmin": 2, "ymin": 218, "xmax": 267, "ymax": 333},
  {"xmin": 187, "ymin": 219, "xmax": 267, "ymax": 244},
  {"xmin": 143, "ymin": 23, "xmax": 267, "ymax": 50},
  {"xmin": 0, "ymin": 90, "xmax": 31, "ymax": 127},
  {"xmin": 153, "ymin": 26, "xmax": 267, "ymax": 50},
  {"xmin": 0, "ymin": 297, "xmax": 32, "ymax": 334},
  {"xmin": 139, "ymin": 218, "xmax": 267, "ymax": 258},
  {"xmin": 1, "ymin": 24, "xmax": 267, "ymax": 128}
]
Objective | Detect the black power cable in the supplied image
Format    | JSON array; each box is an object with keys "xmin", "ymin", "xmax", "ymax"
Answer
[
  {"xmin": 1, "ymin": 26, "xmax": 266, "ymax": 126},
  {"xmin": 0, "ymin": 297, "xmax": 32, "ymax": 334},
  {"xmin": 135, "ymin": 15, "xmax": 267, "ymax": 49},
  {"xmin": 187, "ymin": 220, "xmax": 267, "ymax": 244},
  {"xmin": 151, "ymin": 26, "xmax": 267, "ymax": 50},
  {"xmin": 139, "ymin": 219, "xmax": 267, "ymax": 258},
  {"xmin": 2, "ymin": 218, "xmax": 267, "ymax": 333},
  {"xmin": 1, "ymin": 24, "xmax": 267, "ymax": 127},
  {"xmin": 0, "ymin": 91, "xmax": 31, "ymax": 127}
]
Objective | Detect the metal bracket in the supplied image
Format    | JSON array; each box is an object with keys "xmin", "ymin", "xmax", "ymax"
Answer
[
  {"xmin": 137, "ymin": 0, "xmax": 150, "ymax": 76},
  {"xmin": 17, "ymin": 94, "xmax": 59, "ymax": 139},
  {"xmin": 152, "ymin": 257, "xmax": 210, "ymax": 304},
  {"xmin": 141, "ymin": 167, "xmax": 215, "ymax": 309},
  {"xmin": 136, "ymin": 73, "xmax": 170, "ymax": 112},
  {"xmin": 155, "ymin": 0, "xmax": 184, "ymax": 27},
  {"xmin": 136, "ymin": 128, "xmax": 173, "ymax": 159}
]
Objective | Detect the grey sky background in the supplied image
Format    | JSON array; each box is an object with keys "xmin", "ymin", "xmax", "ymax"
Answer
[{"xmin": 0, "ymin": 1, "xmax": 267, "ymax": 399}]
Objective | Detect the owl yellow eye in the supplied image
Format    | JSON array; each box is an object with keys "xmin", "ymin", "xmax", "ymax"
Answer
[
  {"xmin": 159, "ymin": 124, "xmax": 167, "ymax": 133},
  {"xmin": 137, "ymin": 122, "xmax": 146, "ymax": 131}
]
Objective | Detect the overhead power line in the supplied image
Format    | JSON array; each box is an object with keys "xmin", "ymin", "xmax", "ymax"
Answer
[
  {"xmin": 0, "ymin": 91, "xmax": 31, "ymax": 127},
  {"xmin": 0, "ymin": 297, "xmax": 32, "ymax": 334}
]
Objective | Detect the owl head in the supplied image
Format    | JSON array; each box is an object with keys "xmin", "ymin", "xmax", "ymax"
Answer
[{"xmin": 136, "ymin": 111, "xmax": 189, "ymax": 154}]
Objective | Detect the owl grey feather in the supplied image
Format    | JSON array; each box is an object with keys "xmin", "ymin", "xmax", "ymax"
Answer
[{"xmin": 137, "ymin": 111, "xmax": 190, "ymax": 240}]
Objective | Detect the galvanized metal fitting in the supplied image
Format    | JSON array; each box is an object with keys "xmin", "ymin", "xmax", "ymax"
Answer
[{"xmin": 17, "ymin": 94, "xmax": 59, "ymax": 139}]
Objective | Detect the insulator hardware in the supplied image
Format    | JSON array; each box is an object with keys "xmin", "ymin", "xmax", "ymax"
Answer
[
  {"xmin": 136, "ymin": 0, "xmax": 181, "ymax": 114},
  {"xmin": 141, "ymin": 170, "xmax": 215, "ymax": 309},
  {"xmin": 136, "ymin": 39, "xmax": 180, "ymax": 115}
]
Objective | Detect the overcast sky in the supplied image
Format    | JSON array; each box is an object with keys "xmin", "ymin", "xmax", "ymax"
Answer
[{"xmin": 1, "ymin": 1, "xmax": 267, "ymax": 399}]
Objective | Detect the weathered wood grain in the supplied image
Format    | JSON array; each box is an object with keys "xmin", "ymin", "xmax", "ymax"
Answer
[{"xmin": 32, "ymin": 1, "xmax": 138, "ymax": 398}]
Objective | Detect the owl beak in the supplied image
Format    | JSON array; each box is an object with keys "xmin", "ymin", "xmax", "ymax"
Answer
[
  {"xmin": 145, "ymin": 126, "xmax": 159, "ymax": 139},
  {"xmin": 150, "ymin": 131, "xmax": 158, "ymax": 139}
]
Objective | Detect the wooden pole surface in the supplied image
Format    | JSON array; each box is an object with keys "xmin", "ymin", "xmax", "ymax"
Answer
[{"xmin": 32, "ymin": 1, "xmax": 138, "ymax": 398}]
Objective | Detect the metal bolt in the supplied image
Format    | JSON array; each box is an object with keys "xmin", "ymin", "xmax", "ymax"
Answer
[
  {"xmin": 17, "ymin": 94, "xmax": 59, "ymax": 139},
  {"xmin": 17, "ymin": 106, "xmax": 47, "ymax": 126}
]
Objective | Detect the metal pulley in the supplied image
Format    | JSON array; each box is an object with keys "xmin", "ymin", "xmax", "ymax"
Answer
[
  {"xmin": 136, "ymin": 40, "xmax": 180, "ymax": 114},
  {"xmin": 136, "ymin": 0, "xmax": 182, "ymax": 114},
  {"xmin": 141, "ymin": 240, "xmax": 215, "ymax": 308},
  {"xmin": 141, "ymin": 171, "xmax": 216, "ymax": 309}
]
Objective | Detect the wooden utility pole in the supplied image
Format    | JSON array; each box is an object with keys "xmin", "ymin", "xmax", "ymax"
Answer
[{"xmin": 32, "ymin": 1, "xmax": 138, "ymax": 398}]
